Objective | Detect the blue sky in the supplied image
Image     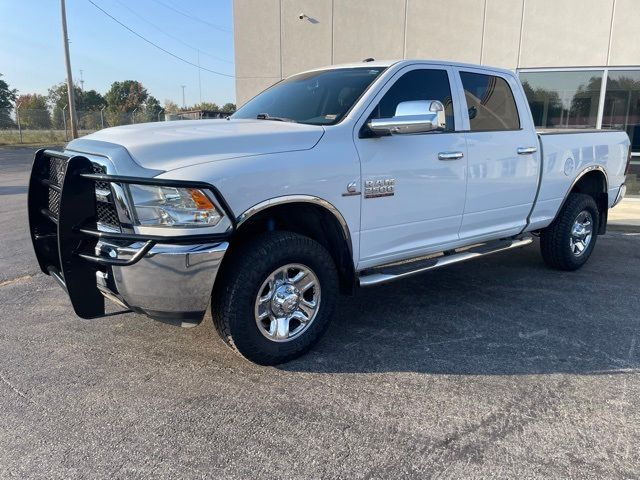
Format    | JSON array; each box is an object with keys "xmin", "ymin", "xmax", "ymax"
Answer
[{"xmin": 0, "ymin": 0, "xmax": 236, "ymax": 106}]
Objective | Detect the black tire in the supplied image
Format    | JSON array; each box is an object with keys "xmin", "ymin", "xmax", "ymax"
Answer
[
  {"xmin": 540, "ymin": 193, "xmax": 600, "ymax": 271},
  {"xmin": 212, "ymin": 231, "xmax": 339, "ymax": 365}
]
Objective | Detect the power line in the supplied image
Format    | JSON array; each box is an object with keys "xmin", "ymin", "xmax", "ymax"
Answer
[
  {"xmin": 148, "ymin": 0, "xmax": 232, "ymax": 33},
  {"xmin": 112, "ymin": 0, "xmax": 233, "ymax": 65},
  {"xmin": 87, "ymin": 0, "xmax": 254, "ymax": 79}
]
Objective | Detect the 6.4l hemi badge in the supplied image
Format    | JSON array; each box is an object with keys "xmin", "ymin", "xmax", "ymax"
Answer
[{"xmin": 364, "ymin": 178, "xmax": 395, "ymax": 198}]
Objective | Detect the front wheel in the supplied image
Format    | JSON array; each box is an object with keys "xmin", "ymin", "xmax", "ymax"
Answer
[
  {"xmin": 212, "ymin": 231, "xmax": 338, "ymax": 365},
  {"xmin": 540, "ymin": 193, "xmax": 600, "ymax": 271}
]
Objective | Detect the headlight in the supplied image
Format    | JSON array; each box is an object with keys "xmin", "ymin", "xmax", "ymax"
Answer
[{"xmin": 127, "ymin": 184, "xmax": 222, "ymax": 227}]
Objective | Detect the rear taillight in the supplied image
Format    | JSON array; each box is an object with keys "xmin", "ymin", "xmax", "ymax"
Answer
[{"xmin": 625, "ymin": 145, "xmax": 633, "ymax": 175}]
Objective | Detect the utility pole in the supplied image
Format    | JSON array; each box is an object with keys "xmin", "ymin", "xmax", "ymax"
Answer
[
  {"xmin": 197, "ymin": 50, "xmax": 202, "ymax": 104},
  {"xmin": 60, "ymin": 0, "xmax": 78, "ymax": 139},
  {"xmin": 181, "ymin": 85, "xmax": 186, "ymax": 109}
]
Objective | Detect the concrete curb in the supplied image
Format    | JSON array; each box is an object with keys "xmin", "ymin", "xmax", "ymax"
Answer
[
  {"xmin": 0, "ymin": 144, "xmax": 66, "ymax": 150},
  {"xmin": 607, "ymin": 223, "xmax": 640, "ymax": 233}
]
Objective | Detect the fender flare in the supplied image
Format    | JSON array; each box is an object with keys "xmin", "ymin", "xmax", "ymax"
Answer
[
  {"xmin": 236, "ymin": 195, "xmax": 354, "ymax": 258},
  {"xmin": 556, "ymin": 165, "xmax": 609, "ymax": 216}
]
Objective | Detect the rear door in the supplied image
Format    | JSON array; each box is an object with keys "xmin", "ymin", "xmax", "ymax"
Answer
[
  {"xmin": 455, "ymin": 68, "xmax": 540, "ymax": 240},
  {"xmin": 354, "ymin": 65, "xmax": 468, "ymax": 268}
]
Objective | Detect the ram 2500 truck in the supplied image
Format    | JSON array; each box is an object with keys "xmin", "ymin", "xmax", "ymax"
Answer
[{"xmin": 28, "ymin": 60, "xmax": 631, "ymax": 365}]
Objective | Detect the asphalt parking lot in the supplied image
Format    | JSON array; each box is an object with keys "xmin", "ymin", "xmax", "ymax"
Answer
[{"xmin": 1, "ymin": 147, "xmax": 639, "ymax": 479}]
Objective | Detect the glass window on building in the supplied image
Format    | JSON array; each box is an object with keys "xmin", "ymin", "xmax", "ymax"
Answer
[
  {"xmin": 601, "ymin": 70, "xmax": 640, "ymax": 154},
  {"xmin": 519, "ymin": 71, "xmax": 603, "ymax": 129},
  {"xmin": 601, "ymin": 70, "xmax": 640, "ymax": 196}
]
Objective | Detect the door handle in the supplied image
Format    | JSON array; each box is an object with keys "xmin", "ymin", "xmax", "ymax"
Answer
[
  {"xmin": 438, "ymin": 151, "xmax": 464, "ymax": 161},
  {"xmin": 517, "ymin": 146, "xmax": 537, "ymax": 155}
]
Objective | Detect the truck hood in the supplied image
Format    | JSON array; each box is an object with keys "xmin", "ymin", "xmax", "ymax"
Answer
[{"xmin": 74, "ymin": 119, "xmax": 325, "ymax": 172}]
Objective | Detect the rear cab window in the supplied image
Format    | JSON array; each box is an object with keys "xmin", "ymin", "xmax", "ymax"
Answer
[{"xmin": 459, "ymin": 71, "xmax": 521, "ymax": 131}]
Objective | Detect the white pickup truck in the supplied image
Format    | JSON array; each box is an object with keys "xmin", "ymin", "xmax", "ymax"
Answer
[{"xmin": 28, "ymin": 60, "xmax": 631, "ymax": 364}]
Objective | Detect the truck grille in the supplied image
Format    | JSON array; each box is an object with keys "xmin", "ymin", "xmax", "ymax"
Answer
[
  {"xmin": 96, "ymin": 201, "xmax": 120, "ymax": 228},
  {"xmin": 48, "ymin": 188, "xmax": 61, "ymax": 217},
  {"xmin": 45, "ymin": 157, "xmax": 121, "ymax": 231},
  {"xmin": 49, "ymin": 156, "xmax": 66, "ymax": 185},
  {"xmin": 90, "ymin": 164, "xmax": 121, "ymax": 231}
]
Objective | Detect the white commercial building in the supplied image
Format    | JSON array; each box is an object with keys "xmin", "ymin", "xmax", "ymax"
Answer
[{"xmin": 234, "ymin": 0, "xmax": 640, "ymax": 191}]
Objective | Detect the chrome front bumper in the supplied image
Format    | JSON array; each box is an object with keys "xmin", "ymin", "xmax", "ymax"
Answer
[
  {"xmin": 29, "ymin": 150, "xmax": 236, "ymax": 324},
  {"xmin": 96, "ymin": 241, "xmax": 229, "ymax": 326}
]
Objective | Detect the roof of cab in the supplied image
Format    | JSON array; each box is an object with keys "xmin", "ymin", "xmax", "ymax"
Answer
[{"xmin": 296, "ymin": 59, "xmax": 517, "ymax": 78}]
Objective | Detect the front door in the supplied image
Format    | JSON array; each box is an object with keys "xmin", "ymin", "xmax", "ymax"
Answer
[{"xmin": 354, "ymin": 66, "xmax": 468, "ymax": 269}]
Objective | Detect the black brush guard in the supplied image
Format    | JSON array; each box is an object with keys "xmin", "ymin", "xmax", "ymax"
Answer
[{"xmin": 28, "ymin": 149, "xmax": 234, "ymax": 319}]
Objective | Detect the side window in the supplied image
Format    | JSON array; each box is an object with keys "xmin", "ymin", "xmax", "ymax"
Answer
[
  {"xmin": 372, "ymin": 69, "xmax": 455, "ymax": 131},
  {"xmin": 460, "ymin": 72, "xmax": 521, "ymax": 131}
]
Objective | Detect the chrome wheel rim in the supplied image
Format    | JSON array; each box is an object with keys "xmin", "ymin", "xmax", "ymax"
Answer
[
  {"xmin": 569, "ymin": 210, "xmax": 593, "ymax": 257},
  {"xmin": 254, "ymin": 263, "xmax": 321, "ymax": 342}
]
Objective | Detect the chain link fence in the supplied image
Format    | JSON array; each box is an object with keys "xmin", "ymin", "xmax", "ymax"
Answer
[{"xmin": 0, "ymin": 107, "xmax": 232, "ymax": 146}]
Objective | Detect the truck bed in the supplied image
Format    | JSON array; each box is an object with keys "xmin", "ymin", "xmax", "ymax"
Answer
[{"xmin": 526, "ymin": 129, "xmax": 630, "ymax": 231}]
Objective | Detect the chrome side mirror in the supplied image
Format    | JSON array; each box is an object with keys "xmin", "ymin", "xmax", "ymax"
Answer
[{"xmin": 367, "ymin": 100, "xmax": 446, "ymax": 136}]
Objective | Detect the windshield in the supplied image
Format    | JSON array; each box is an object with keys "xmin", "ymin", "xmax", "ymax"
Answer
[{"xmin": 232, "ymin": 67, "xmax": 386, "ymax": 125}]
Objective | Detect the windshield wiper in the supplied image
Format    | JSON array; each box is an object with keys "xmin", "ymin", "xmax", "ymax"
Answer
[{"xmin": 256, "ymin": 113, "xmax": 297, "ymax": 123}]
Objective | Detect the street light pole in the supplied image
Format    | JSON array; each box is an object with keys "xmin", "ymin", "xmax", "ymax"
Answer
[
  {"xmin": 60, "ymin": 0, "xmax": 78, "ymax": 139},
  {"xmin": 181, "ymin": 85, "xmax": 186, "ymax": 109}
]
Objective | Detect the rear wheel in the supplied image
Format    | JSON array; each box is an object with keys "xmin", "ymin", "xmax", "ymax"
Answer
[
  {"xmin": 540, "ymin": 193, "xmax": 600, "ymax": 271},
  {"xmin": 212, "ymin": 231, "xmax": 338, "ymax": 365}
]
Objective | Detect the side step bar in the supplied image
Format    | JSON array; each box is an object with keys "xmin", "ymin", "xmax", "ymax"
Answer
[{"xmin": 358, "ymin": 237, "xmax": 533, "ymax": 287}]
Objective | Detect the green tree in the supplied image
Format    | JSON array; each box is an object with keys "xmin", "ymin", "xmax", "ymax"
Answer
[
  {"xmin": 0, "ymin": 73, "xmax": 17, "ymax": 129},
  {"xmin": 48, "ymin": 82, "xmax": 81, "ymax": 129},
  {"xmin": 164, "ymin": 99, "xmax": 179, "ymax": 114},
  {"xmin": 192, "ymin": 101, "xmax": 219, "ymax": 111},
  {"xmin": 77, "ymin": 89, "xmax": 106, "ymax": 130},
  {"xmin": 221, "ymin": 102, "xmax": 236, "ymax": 113},
  {"xmin": 48, "ymin": 83, "xmax": 71, "ymax": 129},
  {"xmin": 48, "ymin": 82, "xmax": 107, "ymax": 130},
  {"xmin": 80, "ymin": 89, "xmax": 107, "ymax": 110},
  {"xmin": 142, "ymin": 95, "xmax": 164, "ymax": 122},
  {"xmin": 105, "ymin": 80, "xmax": 149, "ymax": 126},
  {"xmin": 16, "ymin": 94, "xmax": 51, "ymax": 129}
]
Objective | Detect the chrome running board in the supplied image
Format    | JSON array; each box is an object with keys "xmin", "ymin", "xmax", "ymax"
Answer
[{"xmin": 358, "ymin": 237, "xmax": 533, "ymax": 287}]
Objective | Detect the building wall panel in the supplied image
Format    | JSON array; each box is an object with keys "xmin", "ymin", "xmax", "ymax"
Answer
[
  {"xmin": 234, "ymin": 0, "xmax": 281, "ymax": 104},
  {"xmin": 405, "ymin": 0, "xmax": 484, "ymax": 63},
  {"xmin": 332, "ymin": 0, "xmax": 406, "ymax": 64},
  {"xmin": 519, "ymin": 0, "xmax": 614, "ymax": 67},
  {"xmin": 281, "ymin": 0, "xmax": 333, "ymax": 77},
  {"xmin": 608, "ymin": 0, "xmax": 640, "ymax": 66},
  {"xmin": 481, "ymin": 0, "xmax": 523, "ymax": 69}
]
